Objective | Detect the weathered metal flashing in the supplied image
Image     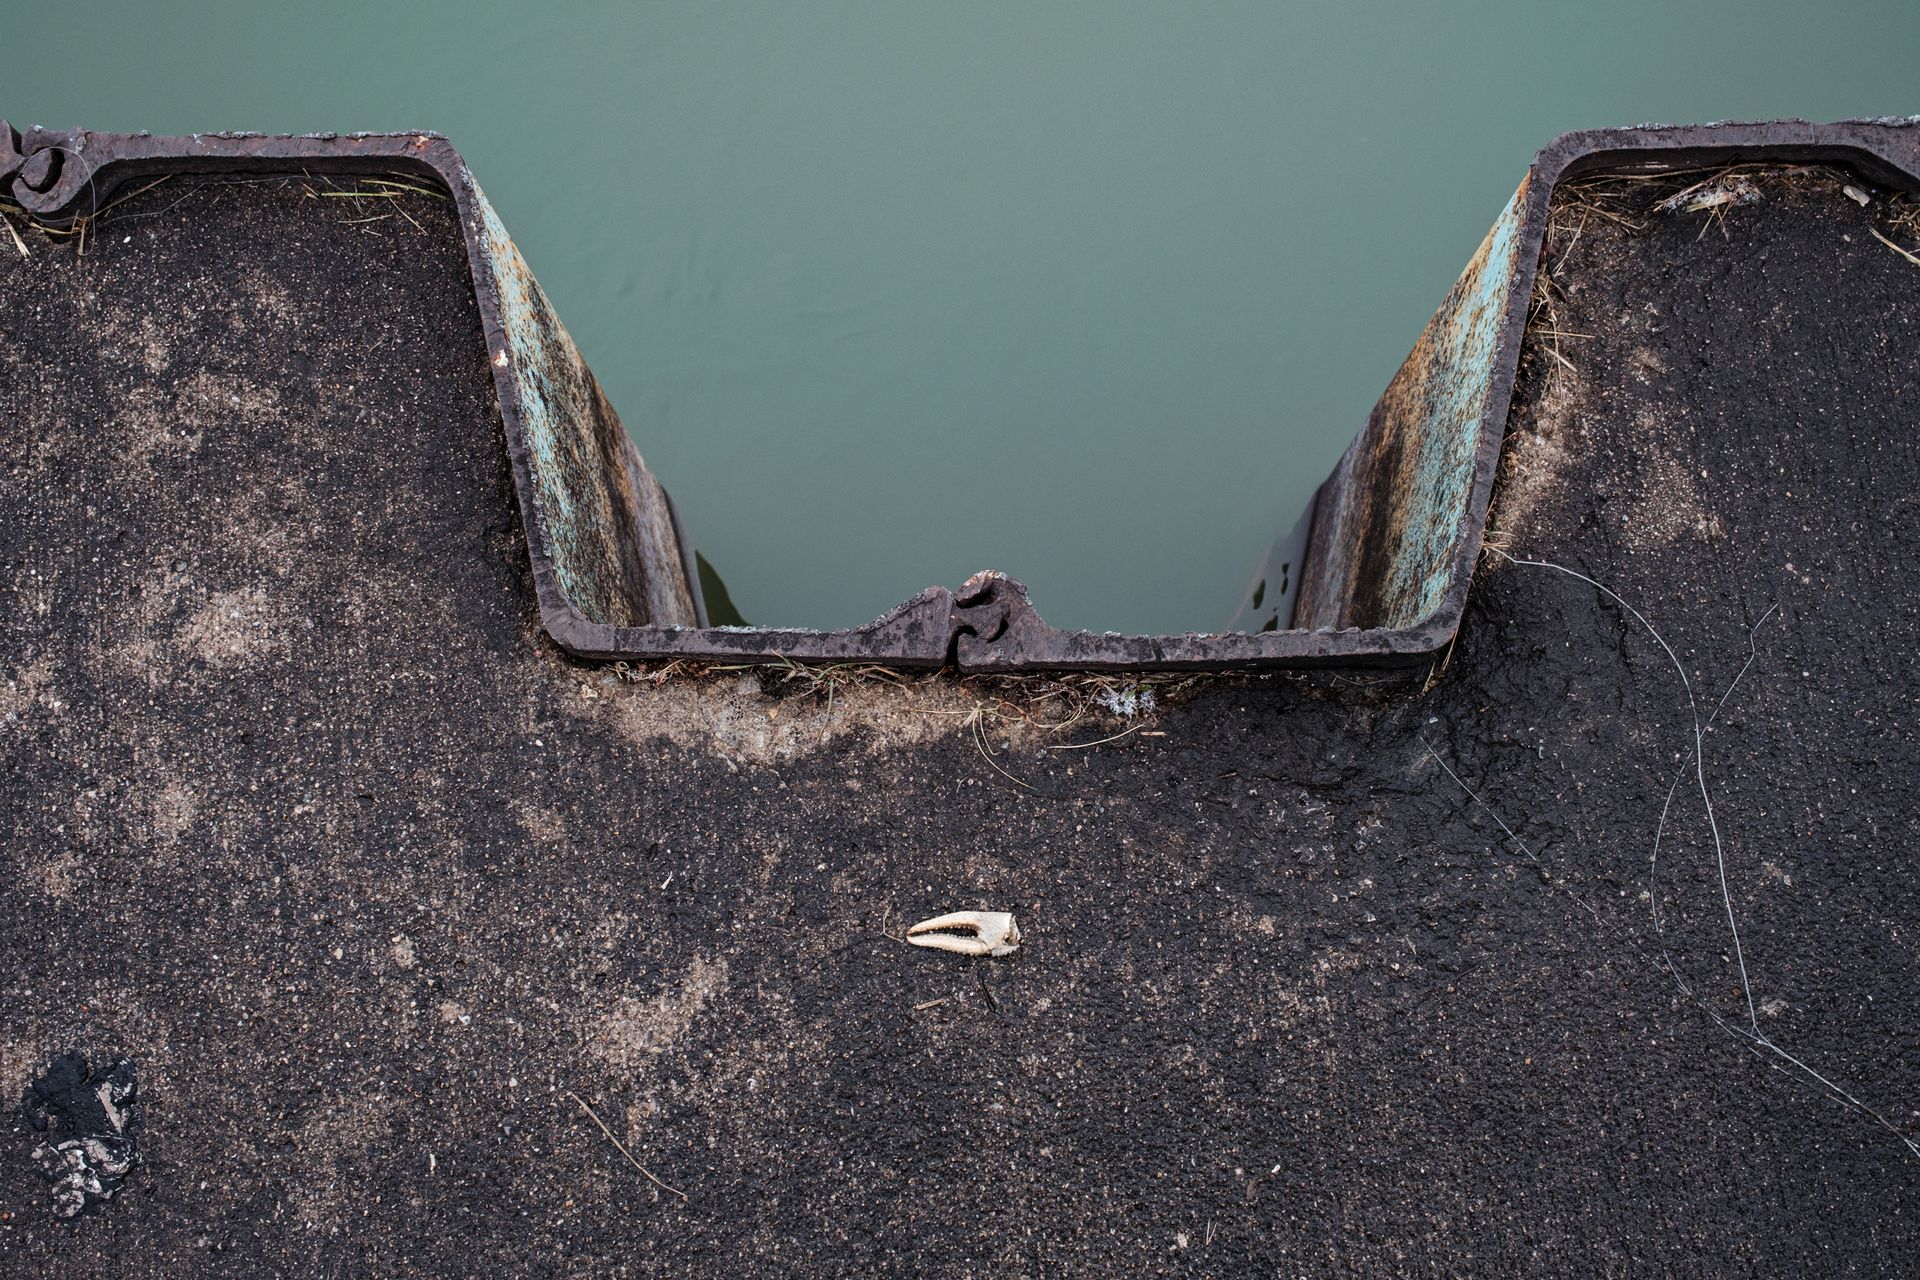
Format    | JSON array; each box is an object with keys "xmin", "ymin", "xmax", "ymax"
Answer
[
  {"xmin": 1294, "ymin": 117, "xmax": 1920, "ymax": 651},
  {"xmin": 0, "ymin": 122, "xmax": 699, "ymax": 655},
  {"xmin": 7, "ymin": 118, "xmax": 1917, "ymax": 670},
  {"xmin": 1293, "ymin": 180, "xmax": 1531, "ymax": 634},
  {"xmin": 472, "ymin": 191, "xmax": 697, "ymax": 631}
]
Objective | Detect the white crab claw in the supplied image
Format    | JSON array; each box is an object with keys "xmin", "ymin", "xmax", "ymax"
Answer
[{"xmin": 905, "ymin": 910, "xmax": 1021, "ymax": 957}]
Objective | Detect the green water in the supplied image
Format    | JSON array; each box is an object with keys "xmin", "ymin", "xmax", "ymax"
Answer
[{"xmin": 9, "ymin": 2, "xmax": 1916, "ymax": 633}]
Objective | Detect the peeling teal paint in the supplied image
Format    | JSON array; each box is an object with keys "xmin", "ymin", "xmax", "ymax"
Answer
[
  {"xmin": 1384, "ymin": 182, "xmax": 1529, "ymax": 627},
  {"xmin": 477, "ymin": 188, "xmax": 587, "ymax": 609},
  {"xmin": 475, "ymin": 186, "xmax": 650, "ymax": 626}
]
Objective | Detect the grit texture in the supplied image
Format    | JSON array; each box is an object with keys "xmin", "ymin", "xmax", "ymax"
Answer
[{"xmin": 1, "ymin": 169, "xmax": 1917, "ymax": 1275}]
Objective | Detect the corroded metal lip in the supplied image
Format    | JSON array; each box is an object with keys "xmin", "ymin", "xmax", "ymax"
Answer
[{"xmin": 9, "ymin": 118, "xmax": 1917, "ymax": 671}]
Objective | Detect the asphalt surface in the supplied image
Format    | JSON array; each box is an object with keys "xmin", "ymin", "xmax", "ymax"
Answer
[{"xmin": 1, "ymin": 169, "xmax": 1917, "ymax": 1275}]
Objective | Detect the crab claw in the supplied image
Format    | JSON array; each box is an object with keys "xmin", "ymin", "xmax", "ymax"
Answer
[{"xmin": 905, "ymin": 910, "xmax": 1021, "ymax": 957}]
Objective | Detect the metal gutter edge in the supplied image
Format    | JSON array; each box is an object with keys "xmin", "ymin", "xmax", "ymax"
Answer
[
  {"xmin": 1292, "ymin": 117, "xmax": 1920, "ymax": 660},
  {"xmin": 7, "ymin": 118, "xmax": 1916, "ymax": 671}
]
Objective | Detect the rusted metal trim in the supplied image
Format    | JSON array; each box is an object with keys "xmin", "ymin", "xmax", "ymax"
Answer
[
  {"xmin": 1294, "ymin": 117, "xmax": 1920, "ymax": 651},
  {"xmin": 9, "ymin": 118, "xmax": 1916, "ymax": 670},
  {"xmin": 1, "ymin": 122, "xmax": 700, "ymax": 643}
]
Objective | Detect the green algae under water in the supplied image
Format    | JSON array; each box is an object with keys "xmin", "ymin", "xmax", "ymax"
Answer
[{"xmin": 9, "ymin": 2, "xmax": 1916, "ymax": 632}]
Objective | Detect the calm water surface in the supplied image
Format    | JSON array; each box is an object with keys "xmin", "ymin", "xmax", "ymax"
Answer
[{"xmin": 11, "ymin": 3, "xmax": 1917, "ymax": 631}]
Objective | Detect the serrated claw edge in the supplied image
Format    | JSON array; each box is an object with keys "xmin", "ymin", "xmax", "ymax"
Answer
[{"xmin": 905, "ymin": 910, "xmax": 1021, "ymax": 957}]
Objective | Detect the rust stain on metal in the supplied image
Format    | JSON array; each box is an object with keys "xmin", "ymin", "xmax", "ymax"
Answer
[{"xmin": 1294, "ymin": 178, "xmax": 1530, "ymax": 634}]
